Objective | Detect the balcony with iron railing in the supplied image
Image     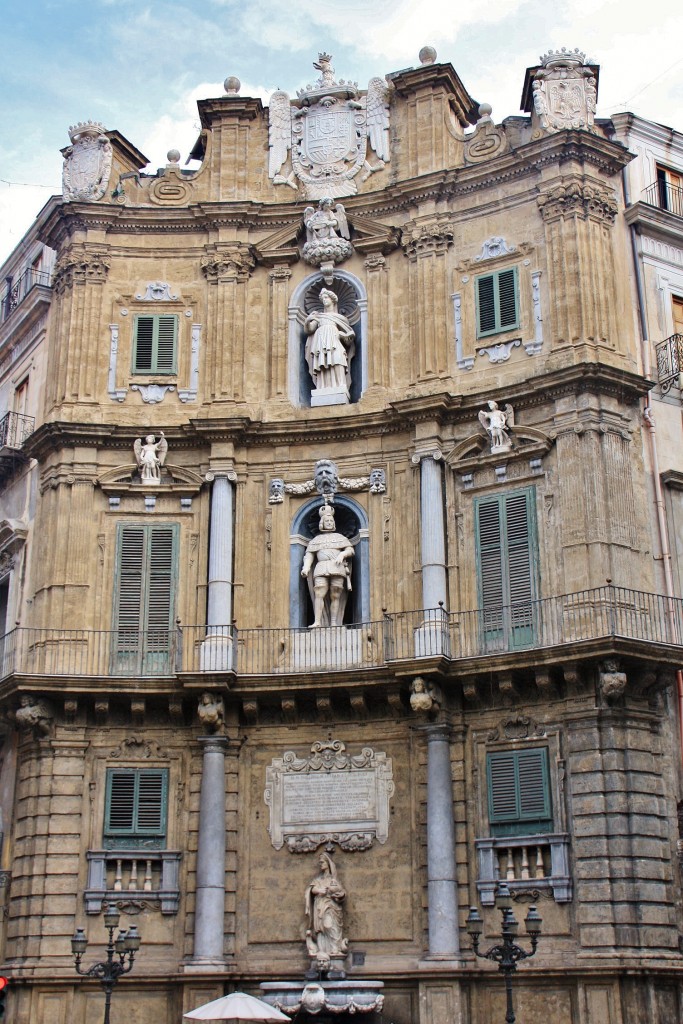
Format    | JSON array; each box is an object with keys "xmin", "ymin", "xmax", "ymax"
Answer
[
  {"xmin": 643, "ymin": 179, "xmax": 683, "ymax": 218},
  {"xmin": 655, "ymin": 333, "xmax": 683, "ymax": 394},
  {"xmin": 0, "ymin": 410, "xmax": 35, "ymax": 450},
  {"xmin": 1, "ymin": 267, "xmax": 51, "ymax": 324},
  {"xmin": 0, "ymin": 585, "xmax": 681, "ymax": 683}
]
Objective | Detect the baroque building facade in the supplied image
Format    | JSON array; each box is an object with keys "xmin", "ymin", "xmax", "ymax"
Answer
[{"xmin": 0, "ymin": 45, "xmax": 683, "ymax": 1024}]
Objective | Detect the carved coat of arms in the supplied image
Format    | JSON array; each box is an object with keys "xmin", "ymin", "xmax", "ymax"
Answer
[
  {"xmin": 531, "ymin": 48, "xmax": 597, "ymax": 136},
  {"xmin": 268, "ymin": 53, "xmax": 390, "ymax": 199},
  {"xmin": 62, "ymin": 121, "xmax": 113, "ymax": 202}
]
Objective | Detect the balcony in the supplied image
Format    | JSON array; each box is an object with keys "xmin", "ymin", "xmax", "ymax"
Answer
[
  {"xmin": 643, "ymin": 179, "xmax": 683, "ymax": 218},
  {"xmin": 655, "ymin": 333, "xmax": 683, "ymax": 394},
  {"xmin": 1, "ymin": 585, "xmax": 681, "ymax": 682},
  {"xmin": 0, "ymin": 410, "xmax": 35, "ymax": 450},
  {"xmin": 1, "ymin": 267, "xmax": 51, "ymax": 323},
  {"xmin": 475, "ymin": 833, "xmax": 572, "ymax": 905},
  {"xmin": 84, "ymin": 849, "xmax": 181, "ymax": 914}
]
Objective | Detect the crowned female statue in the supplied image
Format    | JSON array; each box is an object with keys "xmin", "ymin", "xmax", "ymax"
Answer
[{"xmin": 304, "ymin": 288, "xmax": 355, "ymax": 402}]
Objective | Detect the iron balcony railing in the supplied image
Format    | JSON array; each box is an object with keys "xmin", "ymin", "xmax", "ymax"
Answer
[
  {"xmin": 1, "ymin": 266, "xmax": 51, "ymax": 322},
  {"xmin": 655, "ymin": 333, "xmax": 683, "ymax": 394},
  {"xmin": 0, "ymin": 410, "xmax": 35, "ymax": 449},
  {"xmin": 1, "ymin": 586, "xmax": 681, "ymax": 681},
  {"xmin": 643, "ymin": 179, "xmax": 683, "ymax": 218}
]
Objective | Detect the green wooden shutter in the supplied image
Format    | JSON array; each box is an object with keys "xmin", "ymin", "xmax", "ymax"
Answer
[
  {"xmin": 112, "ymin": 524, "xmax": 178, "ymax": 673},
  {"xmin": 104, "ymin": 768, "xmax": 169, "ymax": 850},
  {"xmin": 487, "ymin": 748, "xmax": 552, "ymax": 836},
  {"xmin": 133, "ymin": 315, "xmax": 178, "ymax": 374},
  {"xmin": 475, "ymin": 488, "xmax": 538, "ymax": 650},
  {"xmin": 476, "ymin": 268, "xmax": 519, "ymax": 338}
]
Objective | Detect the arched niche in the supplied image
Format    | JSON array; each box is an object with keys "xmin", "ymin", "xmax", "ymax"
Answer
[
  {"xmin": 288, "ymin": 272, "xmax": 368, "ymax": 408},
  {"xmin": 289, "ymin": 495, "xmax": 370, "ymax": 628}
]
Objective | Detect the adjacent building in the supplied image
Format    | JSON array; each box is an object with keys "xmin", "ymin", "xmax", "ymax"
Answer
[{"xmin": 1, "ymin": 44, "xmax": 682, "ymax": 1024}]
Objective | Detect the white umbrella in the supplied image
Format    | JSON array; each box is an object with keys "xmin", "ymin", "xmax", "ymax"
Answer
[{"xmin": 183, "ymin": 991, "xmax": 290, "ymax": 1023}]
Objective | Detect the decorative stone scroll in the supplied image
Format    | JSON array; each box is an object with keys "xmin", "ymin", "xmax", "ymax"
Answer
[
  {"xmin": 264, "ymin": 739, "xmax": 394, "ymax": 852},
  {"xmin": 269, "ymin": 459, "xmax": 385, "ymax": 504}
]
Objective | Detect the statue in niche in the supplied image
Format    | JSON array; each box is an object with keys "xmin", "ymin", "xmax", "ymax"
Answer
[
  {"xmin": 304, "ymin": 288, "xmax": 355, "ymax": 400},
  {"xmin": 301, "ymin": 504, "xmax": 354, "ymax": 627},
  {"xmin": 478, "ymin": 401, "xmax": 514, "ymax": 453},
  {"xmin": 304, "ymin": 851, "xmax": 349, "ymax": 964},
  {"xmin": 134, "ymin": 432, "xmax": 168, "ymax": 483}
]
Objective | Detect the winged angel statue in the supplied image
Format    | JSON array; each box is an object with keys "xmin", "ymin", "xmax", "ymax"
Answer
[
  {"xmin": 268, "ymin": 53, "xmax": 391, "ymax": 199},
  {"xmin": 478, "ymin": 401, "xmax": 514, "ymax": 453},
  {"xmin": 134, "ymin": 432, "xmax": 168, "ymax": 483}
]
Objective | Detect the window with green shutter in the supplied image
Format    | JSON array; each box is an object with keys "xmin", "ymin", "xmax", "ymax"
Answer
[
  {"xmin": 487, "ymin": 748, "xmax": 552, "ymax": 836},
  {"xmin": 476, "ymin": 267, "xmax": 519, "ymax": 339},
  {"xmin": 104, "ymin": 768, "xmax": 169, "ymax": 850},
  {"xmin": 133, "ymin": 315, "xmax": 178, "ymax": 374},
  {"xmin": 475, "ymin": 488, "xmax": 538, "ymax": 650},
  {"xmin": 112, "ymin": 523, "xmax": 178, "ymax": 674}
]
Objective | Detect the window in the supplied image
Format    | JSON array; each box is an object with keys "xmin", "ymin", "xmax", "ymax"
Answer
[
  {"xmin": 112, "ymin": 523, "xmax": 178, "ymax": 674},
  {"xmin": 132, "ymin": 314, "xmax": 178, "ymax": 374},
  {"xmin": 13, "ymin": 377, "xmax": 29, "ymax": 418},
  {"xmin": 656, "ymin": 165, "xmax": 683, "ymax": 217},
  {"xmin": 476, "ymin": 267, "xmax": 519, "ymax": 339},
  {"xmin": 487, "ymin": 747, "xmax": 552, "ymax": 837},
  {"xmin": 475, "ymin": 488, "xmax": 538, "ymax": 650},
  {"xmin": 104, "ymin": 767, "xmax": 168, "ymax": 849}
]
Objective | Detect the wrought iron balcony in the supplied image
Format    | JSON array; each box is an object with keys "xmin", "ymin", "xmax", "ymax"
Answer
[
  {"xmin": 1, "ymin": 585, "xmax": 681, "ymax": 681},
  {"xmin": 643, "ymin": 179, "xmax": 683, "ymax": 218},
  {"xmin": 0, "ymin": 410, "xmax": 35, "ymax": 449},
  {"xmin": 1, "ymin": 266, "xmax": 51, "ymax": 323},
  {"xmin": 655, "ymin": 333, "xmax": 683, "ymax": 394}
]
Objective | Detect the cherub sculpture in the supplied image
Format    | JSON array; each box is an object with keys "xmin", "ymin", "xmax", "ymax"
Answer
[
  {"xmin": 134, "ymin": 432, "xmax": 168, "ymax": 483},
  {"xmin": 478, "ymin": 401, "xmax": 514, "ymax": 453}
]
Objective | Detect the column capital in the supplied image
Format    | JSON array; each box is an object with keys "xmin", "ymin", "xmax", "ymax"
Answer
[
  {"xmin": 198, "ymin": 734, "xmax": 230, "ymax": 754},
  {"xmin": 205, "ymin": 470, "xmax": 237, "ymax": 483},
  {"xmin": 411, "ymin": 448, "xmax": 443, "ymax": 465}
]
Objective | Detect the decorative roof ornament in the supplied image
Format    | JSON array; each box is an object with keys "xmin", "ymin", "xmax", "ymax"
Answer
[
  {"xmin": 531, "ymin": 45, "xmax": 597, "ymax": 137},
  {"xmin": 540, "ymin": 47, "xmax": 587, "ymax": 68},
  {"xmin": 62, "ymin": 121, "xmax": 113, "ymax": 202},
  {"xmin": 268, "ymin": 52, "xmax": 391, "ymax": 199}
]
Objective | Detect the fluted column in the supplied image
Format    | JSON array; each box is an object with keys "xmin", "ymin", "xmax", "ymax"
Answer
[
  {"xmin": 426, "ymin": 723, "xmax": 459, "ymax": 957},
  {"xmin": 413, "ymin": 451, "xmax": 448, "ymax": 610},
  {"xmin": 192, "ymin": 735, "xmax": 229, "ymax": 962}
]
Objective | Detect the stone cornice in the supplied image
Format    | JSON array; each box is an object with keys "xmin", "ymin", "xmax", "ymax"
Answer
[{"xmin": 625, "ymin": 202, "xmax": 683, "ymax": 248}]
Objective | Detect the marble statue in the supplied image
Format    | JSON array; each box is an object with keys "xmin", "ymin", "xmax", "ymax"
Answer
[
  {"xmin": 197, "ymin": 692, "xmax": 225, "ymax": 733},
  {"xmin": 409, "ymin": 677, "xmax": 441, "ymax": 715},
  {"xmin": 301, "ymin": 504, "xmax": 354, "ymax": 627},
  {"xmin": 478, "ymin": 401, "xmax": 514, "ymax": 453},
  {"xmin": 302, "ymin": 199, "xmax": 353, "ymax": 283},
  {"xmin": 304, "ymin": 289, "xmax": 355, "ymax": 399},
  {"xmin": 268, "ymin": 53, "xmax": 390, "ymax": 199},
  {"xmin": 134, "ymin": 432, "xmax": 168, "ymax": 483},
  {"xmin": 304, "ymin": 852, "xmax": 349, "ymax": 961}
]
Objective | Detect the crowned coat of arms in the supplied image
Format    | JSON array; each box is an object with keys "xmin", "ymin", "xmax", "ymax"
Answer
[
  {"xmin": 531, "ymin": 48, "xmax": 597, "ymax": 135},
  {"xmin": 268, "ymin": 53, "xmax": 391, "ymax": 199},
  {"xmin": 62, "ymin": 121, "xmax": 113, "ymax": 202}
]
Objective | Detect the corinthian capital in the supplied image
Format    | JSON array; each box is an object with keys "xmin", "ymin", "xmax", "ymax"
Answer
[{"xmin": 201, "ymin": 244, "xmax": 255, "ymax": 282}]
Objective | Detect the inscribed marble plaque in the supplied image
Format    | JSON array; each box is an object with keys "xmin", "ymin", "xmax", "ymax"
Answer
[{"xmin": 264, "ymin": 739, "xmax": 394, "ymax": 852}]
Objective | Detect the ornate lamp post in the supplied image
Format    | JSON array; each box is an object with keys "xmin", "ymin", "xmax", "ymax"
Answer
[
  {"xmin": 466, "ymin": 882, "xmax": 542, "ymax": 1024},
  {"xmin": 71, "ymin": 906, "xmax": 141, "ymax": 1024}
]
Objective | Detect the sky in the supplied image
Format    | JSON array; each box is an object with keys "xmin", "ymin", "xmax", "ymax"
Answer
[{"xmin": 1, "ymin": 0, "xmax": 682, "ymax": 265}]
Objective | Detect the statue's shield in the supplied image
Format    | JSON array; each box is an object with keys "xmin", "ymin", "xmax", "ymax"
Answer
[
  {"xmin": 300, "ymin": 106, "xmax": 358, "ymax": 166},
  {"xmin": 69, "ymin": 137, "xmax": 106, "ymax": 192}
]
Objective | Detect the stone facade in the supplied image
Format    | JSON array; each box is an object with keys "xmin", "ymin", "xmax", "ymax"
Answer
[{"xmin": 0, "ymin": 46, "xmax": 682, "ymax": 1024}]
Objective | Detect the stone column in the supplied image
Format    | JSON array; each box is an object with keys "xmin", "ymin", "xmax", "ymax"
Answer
[
  {"xmin": 414, "ymin": 451, "xmax": 448, "ymax": 609},
  {"xmin": 426, "ymin": 724, "xmax": 459, "ymax": 957},
  {"xmin": 201, "ymin": 472, "xmax": 236, "ymax": 670},
  {"xmin": 192, "ymin": 735, "xmax": 229, "ymax": 963}
]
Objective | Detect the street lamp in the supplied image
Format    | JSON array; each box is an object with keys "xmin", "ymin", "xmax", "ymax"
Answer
[
  {"xmin": 71, "ymin": 905, "xmax": 141, "ymax": 1024},
  {"xmin": 466, "ymin": 881, "xmax": 542, "ymax": 1024}
]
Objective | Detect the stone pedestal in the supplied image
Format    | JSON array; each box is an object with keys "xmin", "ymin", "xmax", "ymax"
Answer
[
  {"xmin": 291, "ymin": 627, "xmax": 363, "ymax": 670},
  {"xmin": 414, "ymin": 611, "xmax": 451, "ymax": 658},
  {"xmin": 311, "ymin": 385, "xmax": 349, "ymax": 407},
  {"xmin": 198, "ymin": 631, "xmax": 234, "ymax": 672}
]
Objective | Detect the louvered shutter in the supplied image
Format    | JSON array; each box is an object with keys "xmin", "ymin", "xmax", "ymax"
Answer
[
  {"xmin": 134, "ymin": 316, "xmax": 155, "ymax": 372},
  {"xmin": 104, "ymin": 768, "xmax": 168, "ymax": 849},
  {"xmin": 476, "ymin": 268, "xmax": 519, "ymax": 337},
  {"xmin": 497, "ymin": 269, "xmax": 518, "ymax": 329},
  {"xmin": 477, "ymin": 275, "xmax": 497, "ymax": 335},
  {"xmin": 487, "ymin": 748, "xmax": 552, "ymax": 836},
  {"xmin": 133, "ymin": 315, "xmax": 177, "ymax": 373},
  {"xmin": 146, "ymin": 526, "xmax": 175, "ymax": 656},
  {"xmin": 155, "ymin": 315, "xmax": 177, "ymax": 372},
  {"xmin": 476, "ymin": 497, "xmax": 505, "ymax": 643}
]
